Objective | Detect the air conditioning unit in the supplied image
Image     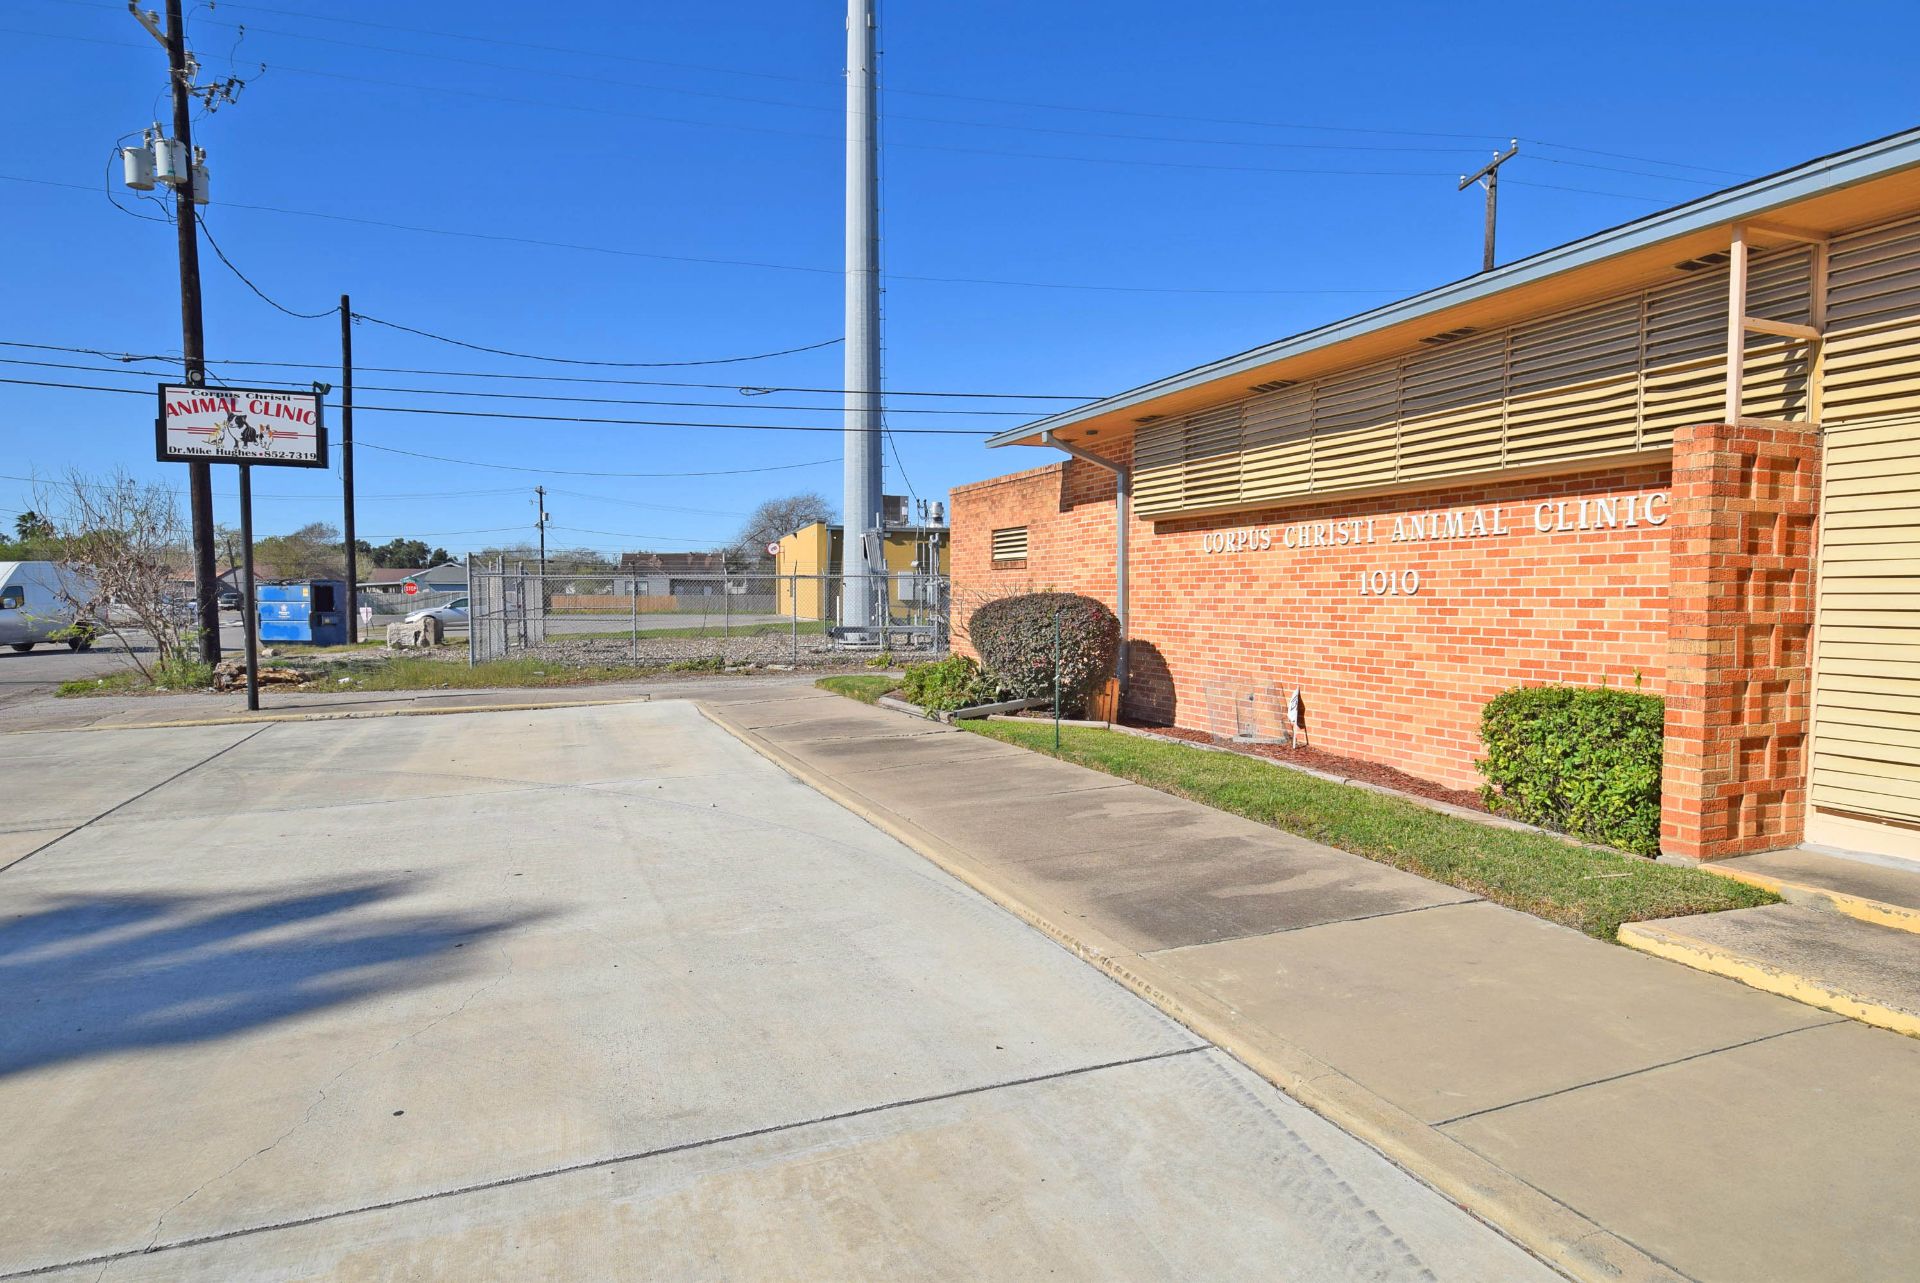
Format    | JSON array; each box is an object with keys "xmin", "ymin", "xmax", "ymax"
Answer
[{"xmin": 881, "ymin": 494, "xmax": 909, "ymax": 527}]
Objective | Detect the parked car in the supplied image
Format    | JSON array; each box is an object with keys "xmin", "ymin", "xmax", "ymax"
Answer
[
  {"xmin": 0, "ymin": 561, "xmax": 98, "ymax": 652},
  {"xmin": 217, "ymin": 588, "xmax": 242, "ymax": 611},
  {"xmin": 404, "ymin": 596, "xmax": 470, "ymax": 628}
]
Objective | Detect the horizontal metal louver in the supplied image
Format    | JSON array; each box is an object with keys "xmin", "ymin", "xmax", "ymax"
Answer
[
  {"xmin": 1397, "ymin": 331, "xmax": 1506, "ymax": 481},
  {"xmin": 1309, "ymin": 363, "xmax": 1399, "ymax": 491},
  {"xmin": 1640, "ymin": 270, "xmax": 1724, "ymax": 449},
  {"xmin": 1240, "ymin": 384, "xmax": 1314, "ymax": 502},
  {"xmin": 1131, "ymin": 419, "xmax": 1188, "ymax": 515},
  {"xmin": 1121, "ymin": 223, "xmax": 1918, "ymax": 519},
  {"xmin": 1179, "ymin": 405, "xmax": 1245, "ymax": 510},
  {"xmin": 1505, "ymin": 296, "xmax": 1642, "ymax": 467},
  {"xmin": 990, "ymin": 527, "xmax": 1028, "ymax": 561},
  {"xmin": 1824, "ymin": 218, "xmax": 1920, "ymax": 430}
]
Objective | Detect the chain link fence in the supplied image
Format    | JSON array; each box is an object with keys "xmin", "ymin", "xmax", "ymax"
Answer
[{"xmin": 467, "ymin": 561, "xmax": 949, "ymax": 668}]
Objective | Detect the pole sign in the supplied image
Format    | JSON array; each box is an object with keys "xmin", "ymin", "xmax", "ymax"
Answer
[
  {"xmin": 402, "ymin": 579, "xmax": 419, "ymax": 596},
  {"xmin": 156, "ymin": 385, "xmax": 328, "ymax": 468}
]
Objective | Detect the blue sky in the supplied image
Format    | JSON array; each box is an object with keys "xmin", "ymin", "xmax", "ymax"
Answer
[{"xmin": 3, "ymin": 0, "xmax": 1916, "ymax": 556}]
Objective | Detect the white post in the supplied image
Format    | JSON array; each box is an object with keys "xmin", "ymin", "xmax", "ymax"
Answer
[{"xmin": 1725, "ymin": 224, "xmax": 1748, "ymax": 424}]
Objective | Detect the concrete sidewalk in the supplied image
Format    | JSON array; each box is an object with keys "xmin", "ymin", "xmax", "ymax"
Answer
[{"xmin": 706, "ymin": 690, "xmax": 1920, "ymax": 1283}]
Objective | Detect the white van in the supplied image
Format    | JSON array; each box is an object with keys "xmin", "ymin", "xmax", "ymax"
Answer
[{"xmin": 0, "ymin": 562, "xmax": 98, "ymax": 652}]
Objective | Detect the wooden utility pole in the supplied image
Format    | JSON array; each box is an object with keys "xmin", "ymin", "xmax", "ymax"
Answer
[
  {"xmin": 340, "ymin": 294, "xmax": 358, "ymax": 641},
  {"xmin": 1459, "ymin": 141, "xmax": 1519, "ymax": 274},
  {"xmin": 162, "ymin": 0, "xmax": 220, "ymax": 661}
]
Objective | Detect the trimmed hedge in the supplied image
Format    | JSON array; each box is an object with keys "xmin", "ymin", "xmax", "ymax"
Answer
[
  {"xmin": 967, "ymin": 592, "xmax": 1118, "ymax": 716},
  {"xmin": 901, "ymin": 655, "xmax": 991, "ymax": 712},
  {"xmin": 1477, "ymin": 684, "xmax": 1665, "ymax": 856}
]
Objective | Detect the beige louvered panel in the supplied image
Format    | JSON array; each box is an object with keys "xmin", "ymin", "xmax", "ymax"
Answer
[
  {"xmin": 1397, "ymin": 333, "xmax": 1505, "ymax": 481},
  {"xmin": 1239, "ymin": 384, "xmax": 1313, "ymax": 503},
  {"xmin": 1179, "ymin": 405, "xmax": 1245, "ymax": 511},
  {"xmin": 990, "ymin": 527, "xmax": 1028, "ymax": 560},
  {"xmin": 1739, "ymin": 250, "xmax": 1816, "ymax": 421},
  {"xmin": 1504, "ymin": 297, "xmax": 1641, "ymax": 466},
  {"xmin": 1828, "ymin": 217, "xmax": 1920, "ymax": 328},
  {"xmin": 1811, "ymin": 414, "xmax": 1920, "ymax": 824},
  {"xmin": 1129, "ymin": 418, "xmax": 1188, "ymax": 517},
  {"xmin": 1824, "ymin": 217, "xmax": 1920, "ymax": 430},
  {"xmin": 1641, "ymin": 272, "xmax": 1725, "ymax": 445},
  {"xmin": 1309, "ymin": 361, "xmax": 1399, "ymax": 491}
]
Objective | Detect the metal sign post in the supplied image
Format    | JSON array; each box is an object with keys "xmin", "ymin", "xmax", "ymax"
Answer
[
  {"xmin": 157, "ymin": 383, "xmax": 326, "ymax": 711},
  {"xmin": 237, "ymin": 462, "xmax": 259, "ymax": 709}
]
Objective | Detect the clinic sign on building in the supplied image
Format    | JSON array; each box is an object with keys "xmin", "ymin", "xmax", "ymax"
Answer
[{"xmin": 1200, "ymin": 491, "xmax": 1669, "ymax": 556}]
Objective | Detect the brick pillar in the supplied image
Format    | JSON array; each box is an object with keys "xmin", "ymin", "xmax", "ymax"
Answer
[{"xmin": 1662, "ymin": 422, "xmax": 1821, "ymax": 860}]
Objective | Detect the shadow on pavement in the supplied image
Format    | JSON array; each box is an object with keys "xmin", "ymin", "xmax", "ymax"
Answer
[{"xmin": 0, "ymin": 878, "xmax": 539, "ymax": 1077}]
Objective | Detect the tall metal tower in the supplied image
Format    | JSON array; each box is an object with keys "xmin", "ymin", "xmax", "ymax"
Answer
[{"xmin": 841, "ymin": 0, "xmax": 884, "ymax": 635}]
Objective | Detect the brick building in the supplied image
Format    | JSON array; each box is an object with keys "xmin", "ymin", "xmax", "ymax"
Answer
[{"xmin": 951, "ymin": 129, "xmax": 1920, "ymax": 864}]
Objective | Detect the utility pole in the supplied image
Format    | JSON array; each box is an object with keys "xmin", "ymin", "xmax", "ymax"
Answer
[
  {"xmin": 340, "ymin": 294, "xmax": 358, "ymax": 641},
  {"xmin": 534, "ymin": 485, "xmax": 548, "ymax": 577},
  {"xmin": 841, "ymin": 0, "xmax": 883, "ymax": 640},
  {"xmin": 1459, "ymin": 140, "xmax": 1519, "ymax": 274},
  {"xmin": 145, "ymin": 0, "xmax": 221, "ymax": 662}
]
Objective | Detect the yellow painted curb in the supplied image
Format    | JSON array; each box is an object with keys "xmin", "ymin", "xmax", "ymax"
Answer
[
  {"xmin": 1699, "ymin": 863, "xmax": 1920, "ymax": 936},
  {"xmin": 1618, "ymin": 922, "xmax": 1920, "ymax": 1039},
  {"xmin": 699, "ymin": 699, "xmax": 1686, "ymax": 1283},
  {"xmin": 9, "ymin": 696, "xmax": 651, "ymax": 735}
]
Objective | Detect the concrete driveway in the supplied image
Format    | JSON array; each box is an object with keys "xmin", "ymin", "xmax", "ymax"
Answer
[{"xmin": 0, "ymin": 699, "xmax": 1554, "ymax": 1281}]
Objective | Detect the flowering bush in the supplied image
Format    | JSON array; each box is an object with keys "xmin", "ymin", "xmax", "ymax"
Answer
[{"xmin": 967, "ymin": 592, "xmax": 1118, "ymax": 716}]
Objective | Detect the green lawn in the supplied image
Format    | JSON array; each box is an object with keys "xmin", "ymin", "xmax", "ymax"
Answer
[
  {"xmin": 814, "ymin": 674, "xmax": 897, "ymax": 705},
  {"xmin": 962, "ymin": 720, "xmax": 1775, "ymax": 940}
]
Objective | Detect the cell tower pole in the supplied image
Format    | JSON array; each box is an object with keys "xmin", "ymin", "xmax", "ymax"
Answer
[{"xmin": 841, "ymin": 0, "xmax": 883, "ymax": 636}]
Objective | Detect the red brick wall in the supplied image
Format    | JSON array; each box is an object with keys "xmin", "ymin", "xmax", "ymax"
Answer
[
  {"xmin": 1662, "ymin": 422, "xmax": 1820, "ymax": 860},
  {"xmin": 953, "ymin": 451, "xmax": 1672, "ymax": 792}
]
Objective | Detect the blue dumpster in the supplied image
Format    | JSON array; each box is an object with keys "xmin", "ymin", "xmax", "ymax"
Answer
[{"xmin": 257, "ymin": 579, "xmax": 348, "ymax": 645}]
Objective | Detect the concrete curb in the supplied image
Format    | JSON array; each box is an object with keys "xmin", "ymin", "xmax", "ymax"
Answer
[
  {"xmin": 6, "ymin": 695, "xmax": 653, "ymax": 735},
  {"xmin": 1618, "ymin": 918, "xmax": 1920, "ymax": 1039},
  {"xmin": 1698, "ymin": 862, "xmax": 1920, "ymax": 935},
  {"xmin": 699, "ymin": 699, "xmax": 1686, "ymax": 1283}
]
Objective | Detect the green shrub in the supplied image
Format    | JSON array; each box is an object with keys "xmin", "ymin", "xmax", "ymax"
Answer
[
  {"xmin": 901, "ymin": 655, "xmax": 991, "ymax": 712},
  {"xmin": 967, "ymin": 592, "xmax": 1118, "ymax": 716},
  {"xmin": 1477, "ymin": 684, "xmax": 1665, "ymax": 856},
  {"xmin": 151, "ymin": 653, "xmax": 214, "ymax": 690}
]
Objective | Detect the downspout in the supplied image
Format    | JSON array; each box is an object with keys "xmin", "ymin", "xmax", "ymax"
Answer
[{"xmin": 1039, "ymin": 430, "xmax": 1129, "ymax": 693}]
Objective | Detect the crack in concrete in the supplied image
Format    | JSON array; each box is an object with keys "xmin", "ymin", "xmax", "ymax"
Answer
[{"xmin": 36, "ymin": 1045, "xmax": 1207, "ymax": 1282}]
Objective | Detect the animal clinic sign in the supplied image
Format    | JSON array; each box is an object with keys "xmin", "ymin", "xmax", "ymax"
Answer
[
  {"xmin": 1197, "ymin": 491, "xmax": 1670, "ymax": 596},
  {"xmin": 156, "ymin": 385, "xmax": 327, "ymax": 468}
]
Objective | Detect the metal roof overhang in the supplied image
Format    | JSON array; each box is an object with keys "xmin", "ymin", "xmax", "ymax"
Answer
[{"xmin": 988, "ymin": 126, "xmax": 1920, "ymax": 452}]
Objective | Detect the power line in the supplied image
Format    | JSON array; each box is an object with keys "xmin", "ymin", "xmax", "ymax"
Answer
[
  {"xmin": 0, "ymin": 375, "xmax": 995, "ymax": 433},
  {"xmin": 3, "ymin": 171, "xmax": 1416, "ymax": 296},
  {"xmin": 198, "ymin": 216, "xmax": 341, "ymax": 319},
  {"xmin": 0, "ymin": 355, "xmax": 1042, "ymax": 413},
  {"xmin": 0, "ymin": 339, "xmax": 1098, "ymax": 398},
  {"xmin": 355, "ymin": 442, "xmax": 841, "ymax": 478},
  {"xmin": 350, "ymin": 312, "xmax": 842, "ymax": 367},
  {"xmin": 32, "ymin": 1, "xmax": 1749, "ymax": 182}
]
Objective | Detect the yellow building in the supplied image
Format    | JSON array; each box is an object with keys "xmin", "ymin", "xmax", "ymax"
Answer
[{"xmin": 773, "ymin": 521, "xmax": 949, "ymax": 619}]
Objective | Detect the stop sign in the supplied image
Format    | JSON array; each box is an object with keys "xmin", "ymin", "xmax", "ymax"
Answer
[{"xmin": 402, "ymin": 579, "xmax": 419, "ymax": 595}]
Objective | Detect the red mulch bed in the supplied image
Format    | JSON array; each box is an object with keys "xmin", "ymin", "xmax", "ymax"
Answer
[{"xmin": 1120, "ymin": 722, "xmax": 1489, "ymax": 813}]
